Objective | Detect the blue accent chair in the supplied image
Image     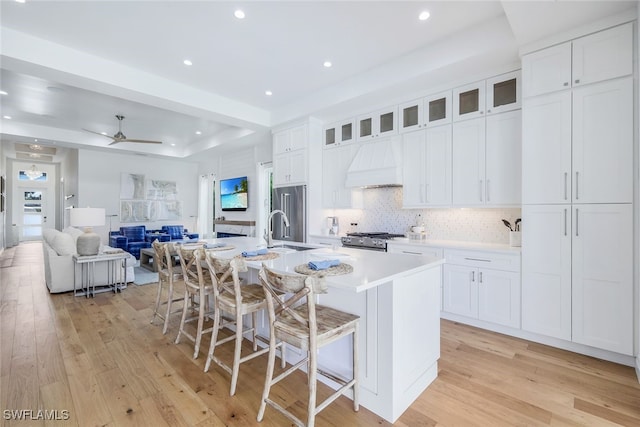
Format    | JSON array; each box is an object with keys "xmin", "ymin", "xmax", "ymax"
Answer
[
  {"xmin": 109, "ymin": 225, "xmax": 152, "ymax": 259},
  {"xmin": 161, "ymin": 225, "xmax": 199, "ymax": 241}
]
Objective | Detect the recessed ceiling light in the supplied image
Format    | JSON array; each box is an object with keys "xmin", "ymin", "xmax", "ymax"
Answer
[
  {"xmin": 265, "ymin": 90, "xmax": 273, "ymax": 96},
  {"xmin": 0, "ymin": 90, "xmax": 7, "ymax": 96},
  {"xmin": 419, "ymin": 11, "xmax": 430, "ymax": 21},
  {"xmin": 234, "ymin": 9, "xmax": 245, "ymax": 19},
  {"xmin": 3, "ymin": 116, "xmax": 11, "ymax": 120},
  {"xmin": 171, "ymin": 143, "xmax": 176, "ymax": 146},
  {"xmin": 101, "ymin": 132, "xmax": 108, "ymax": 135},
  {"xmin": 323, "ymin": 61, "xmax": 332, "ymax": 68},
  {"xmin": 183, "ymin": 59, "xmax": 193, "ymax": 66},
  {"xmin": 15, "ymin": 0, "xmax": 26, "ymax": 4},
  {"xmin": 195, "ymin": 131, "xmax": 202, "ymax": 135}
]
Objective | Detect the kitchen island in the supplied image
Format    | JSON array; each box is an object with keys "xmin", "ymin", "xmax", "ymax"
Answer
[{"xmin": 205, "ymin": 237, "xmax": 444, "ymax": 423}]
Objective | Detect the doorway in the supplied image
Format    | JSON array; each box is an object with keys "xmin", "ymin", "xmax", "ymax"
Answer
[{"xmin": 18, "ymin": 188, "xmax": 54, "ymax": 241}]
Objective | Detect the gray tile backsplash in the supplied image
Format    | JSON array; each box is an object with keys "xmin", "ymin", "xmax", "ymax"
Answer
[{"xmin": 326, "ymin": 187, "xmax": 521, "ymax": 244}]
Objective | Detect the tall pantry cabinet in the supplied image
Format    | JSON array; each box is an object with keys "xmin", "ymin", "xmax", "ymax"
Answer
[{"xmin": 521, "ymin": 22, "xmax": 634, "ymax": 356}]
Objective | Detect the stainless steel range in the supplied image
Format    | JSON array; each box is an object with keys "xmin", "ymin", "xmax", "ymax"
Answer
[{"xmin": 341, "ymin": 232, "xmax": 405, "ymax": 252}]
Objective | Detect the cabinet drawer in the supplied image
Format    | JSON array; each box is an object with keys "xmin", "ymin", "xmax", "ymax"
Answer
[
  {"xmin": 444, "ymin": 249, "xmax": 520, "ymax": 272},
  {"xmin": 387, "ymin": 243, "xmax": 443, "ymax": 258}
]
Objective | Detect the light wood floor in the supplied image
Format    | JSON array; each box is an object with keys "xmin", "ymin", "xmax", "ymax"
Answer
[{"xmin": 1, "ymin": 242, "xmax": 639, "ymax": 426}]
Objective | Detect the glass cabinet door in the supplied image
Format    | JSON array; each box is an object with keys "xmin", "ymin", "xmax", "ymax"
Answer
[
  {"xmin": 377, "ymin": 107, "xmax": 397, "ymax": 138},
  {"xmin": 324, "ymin": 126, "xmax": 336, "ymax": 146},
  {"xmin": 325, "ymin": 119, "xmax": 355, "ymax": 146},
  {"xmin": 453, "ymin": 81, "xmax": 485, "ymax": 121},
  {"xmin": 425, "ymin": 91, "xmax": 452, "ymax": 127},
  {"xmin": 399, "ymin": 99, "xmax": 423, "ymax": 133},
  {"xmin": 341, "ymin": 122, "xmax": 354, "ymax": 143},
  {"xmin": 358, "ymin": 116, "xmax": 373, "ymax": 140},
  {"xmin": 486, "ymin": 70, "xmax": 521, "ymax": 115}
]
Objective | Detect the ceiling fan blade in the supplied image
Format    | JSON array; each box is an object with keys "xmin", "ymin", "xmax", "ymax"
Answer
[
  {"xmin": 121, "ymin": 139, "xmax": 163, "ymax": 144},
  {"xmin": 82, "ymin": 128, "xmax": 114, "ymax": 139},
  {"xmin": 108, "ymin": 140, "xmax": 121, "ymax": 146}
]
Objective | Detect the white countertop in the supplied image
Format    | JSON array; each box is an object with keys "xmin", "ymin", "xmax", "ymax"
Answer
[
  {"xmin": 388, "ymin": 237, "xmax": 521, "ymax": 254},
  {"xmin": 202, "ymin": 237, "xmax": 444, "ymax": 293}
]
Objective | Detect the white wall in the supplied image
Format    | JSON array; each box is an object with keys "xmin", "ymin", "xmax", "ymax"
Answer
[
  {"xmin": 77, "ymin": 150, "xmax": 199, "ymax": 243},
  {"xmin": 0, "ymin": 141, "xmax": 5, "ymax": 251}
]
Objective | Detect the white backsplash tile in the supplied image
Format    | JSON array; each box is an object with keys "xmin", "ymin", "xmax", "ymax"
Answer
[{"xmin": 326, "ymin": 187, "xmax": 521, "ymax": 244}]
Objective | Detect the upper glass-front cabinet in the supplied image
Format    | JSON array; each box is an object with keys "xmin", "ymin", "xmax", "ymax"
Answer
[
  {"xmin": 486, "ymin": 70, "xmax": 521, "ymax": 115},
  {"xmin": 400, "ymin": 91, "xmax": 452, "ymax": 133},
  {"xmin": 357, "ymin": 107, "xmax": 397, "ymax": 141},
  {"xmin": 324, "ymin": 118, "xmax": 356, "ymax": 147},
  {"xmin": 453, "ymin": 80, "xmax": 485, "ymax": 121}
]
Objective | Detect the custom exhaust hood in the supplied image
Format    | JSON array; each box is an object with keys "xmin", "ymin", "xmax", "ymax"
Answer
[{"xmin": 345, "ymin": 137, "xmax": 403, "ymax": 188}]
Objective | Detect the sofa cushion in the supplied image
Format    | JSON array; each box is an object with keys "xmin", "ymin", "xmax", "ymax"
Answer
[
  {"xmin": 120, "ymin": 226, "xmax": 146, "ymax": 242},
  {"xmin": 48, "ymin": 230, "xmax": 77, "ymax": 256},
  {"xmin": 161, "ymin": 225, "xmax": 184, "ymax": 240},
  {"xmin": 62, "ymin": 226, "xmax": 84, "ymax": 243}
]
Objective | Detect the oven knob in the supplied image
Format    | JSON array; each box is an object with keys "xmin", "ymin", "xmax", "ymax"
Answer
[
  {"xmin": 359, "ymin": 238, "xmax": 364, "ymax": 244},
  {"xmin": 343, "ymin": 237, "xmax": 350, "ymax": 243}
]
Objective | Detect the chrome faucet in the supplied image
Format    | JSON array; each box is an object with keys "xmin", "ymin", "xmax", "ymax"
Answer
[{"xmin": 264, "ymin": 209, "xmax": 290, "ymax": 248}]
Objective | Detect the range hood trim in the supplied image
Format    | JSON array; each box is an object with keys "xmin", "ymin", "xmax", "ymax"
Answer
[{"xmin": 344, "ymin": 137, "xmax": 403, "ymax": 188}]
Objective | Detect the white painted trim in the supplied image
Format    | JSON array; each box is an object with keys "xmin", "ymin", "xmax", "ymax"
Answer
[{"xmin": 636, "ymin": 357, "xmax": 640, "ymax": 383}]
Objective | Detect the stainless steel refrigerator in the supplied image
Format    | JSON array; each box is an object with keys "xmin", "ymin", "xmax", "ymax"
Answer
[{"xmin": 271, "ymin": 185, "xmax": 306, "ymax": 243}]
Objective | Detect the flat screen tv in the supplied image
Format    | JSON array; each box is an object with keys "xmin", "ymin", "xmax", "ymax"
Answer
[{"xmin": 220, "ymin": 176, "xmax": 248, "ymax": 211}]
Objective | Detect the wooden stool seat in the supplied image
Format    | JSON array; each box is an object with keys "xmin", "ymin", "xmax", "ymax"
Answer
[
  {"xmin": 257, "ymin": 264, "xmax": 359, "ymax": 427},
  {"xmin": 203, "ymin": 253, "xmax": 286, "ymax": 396}
]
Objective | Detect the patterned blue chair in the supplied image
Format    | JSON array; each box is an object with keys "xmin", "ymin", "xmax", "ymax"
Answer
[
  {"xmin": 161, "ymin": 225, "xmax": 199, "ymax": 241},
  {"xmin": 109, "ymin": 225, "xmax": 152, "ymax": 259}
]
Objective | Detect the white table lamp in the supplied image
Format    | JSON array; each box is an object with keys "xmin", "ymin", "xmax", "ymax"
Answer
[{"xmin": 70, "ymin": 207, "xmax": 105, "ymax": 256}]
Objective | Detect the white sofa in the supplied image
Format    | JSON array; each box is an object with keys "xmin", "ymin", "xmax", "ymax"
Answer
[{"xmin": 42, "ymin": 227, "xmax": 136, "ymax": 293}]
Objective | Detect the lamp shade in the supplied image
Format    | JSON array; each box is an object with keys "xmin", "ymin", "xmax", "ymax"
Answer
[{"xmin": 70, "ymin": 208, "xmax": 105, "ymax": 227}]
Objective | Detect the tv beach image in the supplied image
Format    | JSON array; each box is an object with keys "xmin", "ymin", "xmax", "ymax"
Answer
[{"xmin": 220, "ymin": 177, "xmax": 248, "ymax": 209}]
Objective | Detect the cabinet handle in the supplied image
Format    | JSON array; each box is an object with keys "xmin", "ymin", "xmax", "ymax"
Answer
[
  {"xmin": 575, "ymin": 79, "xmax": 580, "ymax": 84},
  {"xmin": 464, "ymin": 257, "xmax": 491, "ymax": 262},
  {"xmin": 575, "ymin": 171, "xmax": 579, "ymax": 200},
  {"xmin": 479, "ymin": 272, "xmax": 483, "ymax": 283},
  {"xmin": 486, "ymin": 179, "xmax": 490, "ymax": 202},
  {"xmin": 563, "ymin": 82, "xmax": 569, "ymax": 87},
  {"xmin": 471, "ymin": 271, "xmax": 475, "ymax": 282},
  {"xmin": 479, "ymin": 180, "xmax": 483, "ymax": 202},
  {"xmin": 487, "ymin": 109, "xmax": 492, "ymax": 114},
  {"xmin": 575, "ymin": 208, "xmax": 579, "ymax": 237},
  {"xmin": 402, "ymin": 251, "xmax": 422, "ymax": 255},
  {"xmin": 564, "ymin": 172, "xmax": 568, "ymax": 200},
  {"xmin": 480, "ymin": 111, "xmax": 484, "ymax": 115},
  {"xmin": 564, "ymin": 208, "xmax": 568, "ymax": 236}
]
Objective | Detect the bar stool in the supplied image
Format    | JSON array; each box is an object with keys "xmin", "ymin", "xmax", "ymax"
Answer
[
  {"xmin": 203, "ymin": 253, "xmax": 283, "ymax": 396},
  {"xmin": 257, "ymin": 264, "xmax": 359, "ymax": 427},
  {"xmin": 174, "ymin": 246, "xmax": 214, "ymax": 358},
  {"xmin": 150, "ymin": 240, "xmax": 184, "ymax": 334}
]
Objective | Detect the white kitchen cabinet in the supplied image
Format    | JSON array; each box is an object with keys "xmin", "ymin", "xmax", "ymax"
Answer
[
  {"xmin": 402, "ymin": 125, "xmax": 452, "ymax": 208},
  {"xmin": 523, "ymin": 78, "xmax": 632, "ymax": 205},
  {"xmin": 521, "ymin": 203, "xmax": 633, "ymax": 355},
  {"xmin": 442, "ymin": 249, "xmax": 521, "ymax": 329},
  {"xmin": 523, "ymin": 23, "xmax": 632, "ymax": 97},
  {"xmin": 357, "ymin": 106, "xmax": 398, "ymax": 141},
  {"xmin": 324, "ymin": 118, "xmax": 355, "ymax": 147},
  {"xmin": 453, "ymin": 80, "xmax": 485, "ymax": 121},
  {"xmin": 399, "ymin": 91, "xmax": 452, "ymax": 133},
  {"xmin": 522, "ymin": 91, "xmax": 572, "ymax": 204},
  {"xmin": 571, "ymin": 204, "xmax": 633, "ymax": 355},
  {"xmin": 273, "ymin": 124, "xmax": 307, "ymax": 155},
  {"xmin": 273, "ymin": 124, "xmax": 309, "ymax": 187},
  {"xmin": 571, "ymin": 78, "xmax": 633, "ymax": 204},
  {"xmin": 452, "ymin": 110, "xmax": 521, "ymax": 207},
  {"xmin": 308, "ymin": 235, "xmax": 342, "ymax": 247},
  {"xmin": 322, "ymin": 144, "xmax": 362, "ymax": 209},
  {"xmin": 521, "ymin": 204, "xmax": 572, "ymax": 340},
  {"xmin": 485, "ymin": 70, "xmax": 521, "ymax": 115}
]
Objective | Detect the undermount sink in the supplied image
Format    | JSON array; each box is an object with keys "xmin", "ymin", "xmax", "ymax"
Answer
[{"xmin": 271, "ymin": 244, "xmax": 316, "ymax": 252}]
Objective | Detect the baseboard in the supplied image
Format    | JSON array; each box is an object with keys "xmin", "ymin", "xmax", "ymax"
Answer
[{"xmin": 635, "ymin": 357, "xmax": 640, "ymax": 383}]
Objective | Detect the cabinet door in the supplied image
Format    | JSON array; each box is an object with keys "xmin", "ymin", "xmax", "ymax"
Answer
[
  {"xmin": 477, "ymin": 269, "xmax": 520, "ymax": 328},
  {"xmin": 485, "ymin": 110, "xmax": 521, "ymax": 205},
  {"xmin": 425, "ymin": 125, "xmax": 452, "ymax": 206},
  {"xmin": 377, "ymin": 106, "xmax": 398, "ymax": 138},
  {"xmin": 287, "ymin": 150, "xmax": 308, "ymax": 185},
  {"xmin": 399, "ymin": 99, "xmax": 424, "ymax": 133},
  {"xmin": 452, "ymin": 117, "xmax": 485, "ymax": 205},
  {"xmin": 324, "ymin": 124, "xmax": 337, "ymax": 147},
  {"xmin": 443, "ymin": 264, "xmax": 478, "ymax": 318},
  {"xmin": 425, "ymin": 91, "xmax": 452, "ymax": 127},
  {"xmin": 273, "ymin": 153, "xmax": 290, "ymax": 187},
  {"xmin": 521, "ymin": 205, "xmax": 571, "ymax": 340},
  {"xmin": 453, "ymin": 80, "xmax": 485, "ymax": 121},
  {"xmin": 339, "ymin": 120, "xmax": 355, "ymax": 145},
  {"xmin": 288, "ymin": 125, "xmax": 307, "ymax": 151},
  {"xmin": 572, "ymin": 78, "xmax": 633, "ymax": 204},
  {"xmin": 522, "ymin": 91, "xmax": 571, "ymax": 204},
  {"xmin": 486, "ymin": 70, "xmax": 521, "ymax": 115},
  {"xmin": 322, "ymin": 148, "xmax": 338, "ymax": 207},
  {"xmin": 572, "ymin": 204, "xmax": 633, "ymax": 355},
  {"xmin": 522, "ymin": 42, "xmax": 571, "ymax": 97},
  {"xmin": 402, "ymin": 130, "xmax": 427, "ymax": 207},
  {"xmin": 357, "ymin": 113, "xmax": 376, "ymax": 141},
  {"xmin": 273, "ymin": 130, "xmax": 291, "ymax": 155},
  {"xmin": 572, "ymin": 23, "xmax": 633, "ymax": 87}
]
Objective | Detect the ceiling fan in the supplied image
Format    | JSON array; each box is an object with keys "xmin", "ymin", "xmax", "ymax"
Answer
[{"xmin": 83, "ymin": 115, "xmax": 162, "ymax": 145}]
